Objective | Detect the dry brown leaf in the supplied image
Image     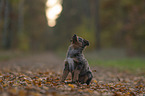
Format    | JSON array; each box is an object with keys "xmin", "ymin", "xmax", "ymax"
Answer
[{"xmin": 68, "ymin": 84, "xmax": 75, "ymax": 88}]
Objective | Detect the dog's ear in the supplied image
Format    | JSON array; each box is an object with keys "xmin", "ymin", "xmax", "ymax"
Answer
[
  {"xmin": 72, "ymin": 34, "xmax": 77, "ymax": 43},
  {"xmin": 72, "ymin": 34, "xmax": 77, "ymax": 38},
  {"xmin": 84, "ymin": 40, "xmax": 89, "ymax": 46}
]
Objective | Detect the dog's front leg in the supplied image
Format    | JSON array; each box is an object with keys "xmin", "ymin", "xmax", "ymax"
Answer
[
  {"xmin": 73, "ymin": 65, "xmax": 81, "ymax": 82},
  {"xmin": 61, "ymin": 61, "xmax": 69, "ymax": 82},
  {"xmin": 71, "ymin": 72, "xmax": 74, "ymax": 83},
  {"xmin": 61, "ymin": 69, "xmax": 69, "ymax": 82},
  {"xmin": 73, "ymin": 70, "xmax": 80, "ymax": 83}
]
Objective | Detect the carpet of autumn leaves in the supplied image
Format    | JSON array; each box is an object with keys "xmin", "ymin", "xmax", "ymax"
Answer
[{"xmin": 0, "ymin": 53, "xmax": 145, "ymax": 96}]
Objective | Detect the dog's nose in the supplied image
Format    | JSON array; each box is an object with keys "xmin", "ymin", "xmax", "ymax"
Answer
[{"xmin": 73, "ymin": 34, "xmax": 76, "ymax": 37}]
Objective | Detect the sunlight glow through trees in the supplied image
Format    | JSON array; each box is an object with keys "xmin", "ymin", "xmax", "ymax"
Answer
[{"xmin": 46, "ymin": 0, "xmax": 62, "ymax": 27}]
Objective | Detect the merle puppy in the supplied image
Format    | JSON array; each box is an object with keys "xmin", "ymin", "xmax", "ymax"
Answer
[{"xmin": 61, "ymin": 34, "xmax": 93, "ymax": 85}]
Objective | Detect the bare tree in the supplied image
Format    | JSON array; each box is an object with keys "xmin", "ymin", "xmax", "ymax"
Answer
[
  {"xmin": 89, "ymin": 0, "xmax": 101, "ymax": 50},
  {"xmin": 18, "ymin": 0, "xmax": 24, "ymax": 35},
  {"xmin": 95, "ymin": 0, "xmax": 101, "ymax": 50},
  {"xmin": 0, "ymin": 0, "xmax": 4, "ymax": 47},
  {"xmin": 0, "ymin": 0, "xmax": 4, "ymax": 22},
  {"xmin": 2, "ymin": 0, "xmax": 10, "ymax": 49}
]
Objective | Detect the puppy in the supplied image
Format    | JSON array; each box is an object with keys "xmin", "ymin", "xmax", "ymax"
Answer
[{"xmin": 61, "ymin": 34, "xmax": 93, "ymax": 85}]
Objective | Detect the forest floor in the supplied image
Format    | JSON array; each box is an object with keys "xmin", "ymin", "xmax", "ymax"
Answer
[{"xmin": 0, "ymin": 52, "xmax": 145, "ymax": 96}]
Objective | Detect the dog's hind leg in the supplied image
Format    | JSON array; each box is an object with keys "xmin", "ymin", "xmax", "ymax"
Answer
[
  {"xmin": 86, "ymin": 72, "xmax": 93, "ymax": 85},
  {"xmin": 78, "ymin": 75, "xmax": 89, "ymax": 84}
]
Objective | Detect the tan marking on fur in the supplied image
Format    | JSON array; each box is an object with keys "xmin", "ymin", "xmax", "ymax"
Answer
[
  {"xmin": 83, "ymin": 75, "xmax": 89, "ymax": 83},
  {"xmin": 71, "ymin": 36, "xmax": 82, "ymax": 48},
  {"xmin": 64, "ymin": 60, "xmax": 68, "ymax": 64},
  {"xmin": 73, "ymin": 58, "xmax": 79, "ymax": 63}
]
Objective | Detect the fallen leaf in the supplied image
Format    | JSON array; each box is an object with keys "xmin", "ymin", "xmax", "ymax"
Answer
[{"xmin": 68, "ymin": 84, "xmax": 75, "ymax": 88}]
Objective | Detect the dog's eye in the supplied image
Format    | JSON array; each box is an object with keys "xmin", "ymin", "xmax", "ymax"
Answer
[{"xmin": 78, "ymin": 38, "xmax": 82, "ymax": 42}]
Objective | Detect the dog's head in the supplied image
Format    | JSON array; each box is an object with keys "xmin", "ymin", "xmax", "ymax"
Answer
[{"xmin": 71, "ymin": 34, "xmax": 89, "ymax": 49}]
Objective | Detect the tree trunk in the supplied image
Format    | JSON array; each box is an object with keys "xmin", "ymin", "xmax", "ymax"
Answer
[
  {"xmin": 95, "ymin": 0, "xmax": 101, "ymax": 50},
  {"xmin": 2, "ymin": 0, "xmax": 10, "ymax": 49},
  {"xmin": 89, "ymin": 0, "xmax": 101, "ymax": 50},
  {"xmin": 17, "ymin": 0, "xmax": 25, "ymax": 50},
  {"xmin": 18, "ymin": 0, "xmax": 24, "ymax": 35},
  {"xmin": 0, "ymin": 0, "xmax": 4, "ymax": 22},
  {"xmin": 0, "ymin": 0, "xmax": 4, "ymax": 48}
]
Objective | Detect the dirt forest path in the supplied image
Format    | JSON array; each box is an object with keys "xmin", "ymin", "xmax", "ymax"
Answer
[
  {"xmin": 0, "ymin": 52, "xmax": 145, "ymax": 96},
  {"xmin": 0, "ymin": 52, "xmax": 64, "ymax": 73}
]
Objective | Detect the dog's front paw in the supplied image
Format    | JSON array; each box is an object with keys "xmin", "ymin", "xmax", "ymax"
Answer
[
  {"xmin": 76, "ymin": 81, "xmax": 81, "ymax": 86},
  {"xmin": 71, "ymin": 81, "xmax": 76, "ymax": 84},
  {"xmin": 72, "ymin": 80, "xmax": 80, "ymax": 85},
  {"xmin": 61, "ymin": 79, "xmax": 65, "ymax": 82},
  {"xmin": 72, "ymin": 80, "xmax": 77, "ymax": 83}
]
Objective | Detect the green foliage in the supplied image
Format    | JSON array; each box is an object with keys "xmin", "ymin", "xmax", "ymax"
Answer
[
  {"xmin": 0, "ymin": 0, "xmax": 145, "ymax": 55},
  {"xmin": 75, "ymin": 17, "xmax": 95, "ymax": 50},
  {"xmin": 0, "ymin": 55, "xmax": 11, "ymax": 61},
  {"xmin": 85, "ymin": 50, "xmax": 145, "ymax": 73},
  {"xmin": 10, "ymin": 0, "xmax": 19, "ymax": 7},
  {"xmin": 18, "ymin": 33, "xmax": 29, "ymax": 51}
]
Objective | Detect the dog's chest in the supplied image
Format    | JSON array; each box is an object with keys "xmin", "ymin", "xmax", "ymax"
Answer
[{"xmin": 67, "ymin": 48, "xmax": 80, "ymax": 58}]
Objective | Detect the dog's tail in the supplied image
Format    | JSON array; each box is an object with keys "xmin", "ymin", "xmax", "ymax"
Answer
[{"xmin": 67, "ymin": 58, "xmax": 74, "ymax": 72}]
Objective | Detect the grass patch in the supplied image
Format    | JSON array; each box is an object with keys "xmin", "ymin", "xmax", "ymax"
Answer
[
  {"xmin": 56, "ymin": 49, "xmax": 145, "ymax": 73},
  {"xmin": 0, "ymin": 50, "xmax": 29, "ymax": 61},
  {"xmin": 0, "ymin": 55, "xmax": 12, "ymax": 61},
  {"xmin": 88, "ymin": 58, "xmax": 145, "ymax": 73}
]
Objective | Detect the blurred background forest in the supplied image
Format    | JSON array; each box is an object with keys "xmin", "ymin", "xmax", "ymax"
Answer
[
  {"xmin": 1, "ymin": 1, "xmax": 145, "ymax": 95},
  {"xmin": 0, "ymin": 0, "xmax": 145, "ymax": 56}
]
